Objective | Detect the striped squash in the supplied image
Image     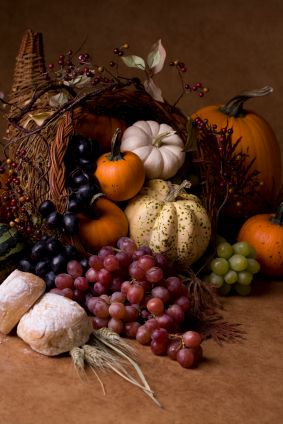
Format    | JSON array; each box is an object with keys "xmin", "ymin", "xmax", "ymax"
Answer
[{"xmin": 0, "ymin": 223, "xmax": 25, "ymax": 282}]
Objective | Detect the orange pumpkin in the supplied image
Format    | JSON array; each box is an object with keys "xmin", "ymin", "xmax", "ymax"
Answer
[
  {"xmin": 74, "ymin": 108, "xmax": 127, "ymax": 153},
  {"xmin": 194, "ymin": 86, "xmax": 282, "ymax": 206},
  {"xmin": 78, "ymin": 196, "xmax": 128, "ymax": 253},
  {"xmin": 238, "ymin": 202, "xmax": 283, "ymax": 277},
  {"xmin": 95, "ymin": 129, "xmax": 145, "ymax": 202}
]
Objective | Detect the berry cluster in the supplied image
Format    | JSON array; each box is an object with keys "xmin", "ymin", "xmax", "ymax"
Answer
[
  {"xmin": 169, "ymin": 60, "xmax": 209, "ymax": 98},
  {"xmin": 113, "ymin": 43, "xmax": 129, "ymax": 57},
  {"xmin": 45, "ymin": 50, "xmax": 114, "ymax": 87},
  {"xmin": 0, "ymin": 153, "xmax": 36, "ymax": 235}
]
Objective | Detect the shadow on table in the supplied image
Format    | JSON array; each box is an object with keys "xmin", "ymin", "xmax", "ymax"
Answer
[{"xmin": 250, "ymin": 276, "xmax": 282, "ymax": 297}]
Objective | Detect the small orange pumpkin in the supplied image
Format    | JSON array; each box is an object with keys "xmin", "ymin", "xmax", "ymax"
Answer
[
  {"xmin": 78, "ymin": 195, "xmax": 128, "ymax": 253},
  {"xmin": 95, "ymin": 129, "xmax": 145, "ymax": 202},
  {"xmin": 194, "ymin": 86, "xmax": 282, "ymax": 206},
  {"xmin": 238, "ymin": 202, "xmax": 283, "ymax": 277}
]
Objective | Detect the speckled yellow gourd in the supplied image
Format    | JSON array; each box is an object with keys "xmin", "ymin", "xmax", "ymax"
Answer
[{"xmin": 124, "ymin": 179, "xmax": 211, "ymax": 270}]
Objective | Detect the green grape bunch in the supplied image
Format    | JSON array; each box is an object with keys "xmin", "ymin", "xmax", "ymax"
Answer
[{"xmin": 207, "ymin": 241, "xmax": 261, "ymax": 296}]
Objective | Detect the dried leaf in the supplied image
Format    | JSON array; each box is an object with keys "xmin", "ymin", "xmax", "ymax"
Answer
[
  {"xmin": 64, "ymin": 75, "xmax": 91, "ymax": 88},
  {"xmin": 147, "ymin": 39, "xmax": 166, "ymax": 75},
  {"xmin": 144, "ymin": 77, "xmax": 164, "ymax": 102},
  {"xmin": 22, "ymin": 111, "xmax": 54, "ymax": 128},
  {"xmin": 121, "ymin": 55, "xmax": 146, "ymax": 70},
  {"xmin": 49, "ymin": 91, "xmax": 69, "ymax": 108}
]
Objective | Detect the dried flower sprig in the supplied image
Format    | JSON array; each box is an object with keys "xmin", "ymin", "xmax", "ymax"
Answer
[
  {"xmin": 168, "ymin": 60, "xmax": 209, "ymax": 106},
  {"xmin": 196, "ymin": 313, "xmax": 246, "ymax": 345},
  {"xmin": 194, "ymin": 117, "xmax": 263, "ymax": 239},
  {"xmin": 111, "ymin": 39, "xmax": 208, "ymax": 105},
  {"xmin": 183, "ymin": 270, "xmax": 245, "ymax": 344}
]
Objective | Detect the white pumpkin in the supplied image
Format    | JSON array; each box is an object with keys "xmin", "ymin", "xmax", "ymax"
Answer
[
  {"xmin": 120, "ymin": 120, "xmax": 186, "ymax": 180},
  {"xmin": 124, "ymin": 179, "xmax": 211, "ymax": 270}
]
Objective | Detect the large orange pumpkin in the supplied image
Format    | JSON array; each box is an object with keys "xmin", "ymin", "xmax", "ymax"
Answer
[
  {"xmin": 95, "ymin": 129, "xmax": 145, "ymax": 202},
  {"xmin": 238, "ymin": 202, "xmax": 283, "ymax": 277},
  {"xmin": 194, "ymin": 86, "xmax": 282, "ymax": 206},
  {"xmin": 78, "ymin": 195, "xmax": 128, "ymax": 253}
]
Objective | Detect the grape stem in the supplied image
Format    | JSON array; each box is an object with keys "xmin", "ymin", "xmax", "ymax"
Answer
[{"xmin": 168, "ymin": 334, "xmax": 183, "ymax": 348}]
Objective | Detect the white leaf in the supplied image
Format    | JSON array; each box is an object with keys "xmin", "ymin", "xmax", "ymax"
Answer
[
  {"xmin": 22, "ymin": 111, "xmax": 54, "ymax": 128},
  {"xmin": 0, "ymin": 91, "xmax": 6, "ymax": 109},
  {"xmin": 121, "ymin": 55, "xmax": 146, "ymax": 70},
  {"xmin": 144, "ymin": 78, "xmax": 164, "ymax": 102},
  {"xmin": 147, "ymin": 50, "xmax": 160, "ymax": 70},
  {"xmin": 147, "ymin": 39, "xmax": 166, "ymax": 75},
  {"xmin": 49, "ymin": 91, "xmax": 69, "ymax": 108}
]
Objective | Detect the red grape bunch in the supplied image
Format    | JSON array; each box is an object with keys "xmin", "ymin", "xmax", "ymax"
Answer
[{"xmin": 21, "ymin": 235, "xmax": 204, "ymax": 368}]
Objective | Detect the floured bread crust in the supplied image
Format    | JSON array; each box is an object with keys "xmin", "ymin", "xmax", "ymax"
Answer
[
  {"xmin": 17, "ymin": 293, "xmax": 93, "ymax": 356},
  {"xmin": 0, "ymin": 269, "xmax": 46, "ymax": 334}
]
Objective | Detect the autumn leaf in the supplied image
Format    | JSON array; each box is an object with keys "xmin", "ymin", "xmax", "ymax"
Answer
[
  {"xmin": 22, "ymin": 111, "xmax": 54, "ymax": 128},
  {"xmin": 64, "ymin": 75, "xmax": 91, "ymax": 88},
  {"xmin": 49, "ymin": 91, "xmax": 69, "ymax": 108}
]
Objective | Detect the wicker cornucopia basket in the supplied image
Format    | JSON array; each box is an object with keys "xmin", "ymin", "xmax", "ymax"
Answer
[{"xmin": 4, "ymin": 29, "xmax": 194, "ymax": 252}]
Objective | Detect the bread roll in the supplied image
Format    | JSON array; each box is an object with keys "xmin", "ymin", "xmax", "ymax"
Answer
[
  {"xmin": 0, "ymin": 269, "xmax": 46, "ymax": 334},
  {"xmin": 17, "ymin": 293, "xmax": 93, "ymax": 356}
]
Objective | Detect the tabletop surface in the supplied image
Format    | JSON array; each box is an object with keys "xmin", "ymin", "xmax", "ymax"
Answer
[{"xmin": 0, "ymin": 279, "xmax": 282, "ymax": 424}]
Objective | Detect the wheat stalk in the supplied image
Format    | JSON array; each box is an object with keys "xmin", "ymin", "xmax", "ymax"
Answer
[{"xmin": 69, "ymin": 329, "xmax": 161, "ymax": 407}]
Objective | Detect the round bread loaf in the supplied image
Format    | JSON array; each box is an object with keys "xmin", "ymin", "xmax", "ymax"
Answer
[
  {"xmin": 17, "ymin": 293, "xmax": 93, "ymax": 356},
  {"xmin": 0, "ymin": 269, "xmax": 46, "ymax": 335}
]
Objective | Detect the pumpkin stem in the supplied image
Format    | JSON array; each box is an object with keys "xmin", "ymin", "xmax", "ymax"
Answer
[
  {"xmin": 270, "ymin": 202, "xmax": 283, "ymax": 225},
  {"xmin": 87, "ymin": 193, "xmax": 106, "ymax": 219},
  {"xmin": 166, "ymin": 180, "xmax": 191, "ymax": 202},
  {"xmin": 109, "ymin": 128, "xmax": 123, "ymax": 161},
  {"xmin": 89, "ymin": 192, "xmax": 105, "ymax": 206},
  {"xmin": 152, "ymin": 130, "xmax": 176, "ymax": 147},
  {"xmin": 219, "ymin": 86, "xmax": 273, "ymax": 117}
]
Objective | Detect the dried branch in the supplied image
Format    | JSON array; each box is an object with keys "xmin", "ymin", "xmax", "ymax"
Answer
[
  {"xmin": 196, "ymin": 314, "xmax": 246, "ymax": 345},
  {"xmin": 184, "ymin": 269, "xmax": 245, "ymax": 344},
  {"xmin": 186, "ymin": 270, "xmax": 222, "ymax": 317}
]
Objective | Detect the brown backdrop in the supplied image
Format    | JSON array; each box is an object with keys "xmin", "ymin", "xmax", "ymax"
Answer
[
  {"xmin": 0, "ymin": 0, "xmax": 283, "ymax": 173},
  {"xmin": 0, "ymin": 2, "xmax": 283, "ymax": 424}
]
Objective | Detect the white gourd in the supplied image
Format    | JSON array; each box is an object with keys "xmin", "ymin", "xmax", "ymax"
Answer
[
  {"xmin": 125, "ymin": 179, "xmax": 211, "ymax": 270},
  {"xmin": 120, "ymin": 120, "xmax": 186, "ymax": 180}
]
